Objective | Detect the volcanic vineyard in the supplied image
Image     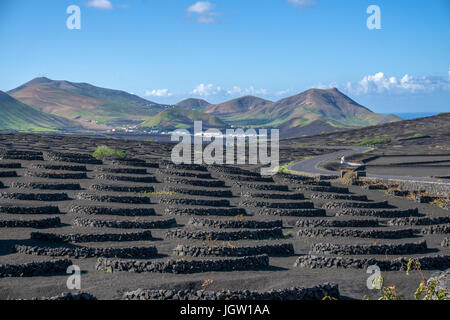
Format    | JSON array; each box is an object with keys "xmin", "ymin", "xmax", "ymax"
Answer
[{"xmin": 0, "ymin": 134, "xmax": 448, "ymax": 300}]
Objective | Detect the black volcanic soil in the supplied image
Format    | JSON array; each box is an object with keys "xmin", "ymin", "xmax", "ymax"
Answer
[
  {"xmin": 287, "ymin": 113, "xmax": 450, "ymax": 148},
  {"xmin": 0, "ymin": 133, "xmax": 448, "ymax": 300}
]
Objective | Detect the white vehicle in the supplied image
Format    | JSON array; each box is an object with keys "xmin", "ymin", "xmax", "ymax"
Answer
[{"xmin": 340, "ymin": 156, "xmax": 361, "ymax": 167}]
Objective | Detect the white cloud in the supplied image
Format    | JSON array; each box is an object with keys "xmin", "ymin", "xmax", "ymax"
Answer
[
  {"xmin": 187, "ymin": 1, "xmax": 213, "ymax": 14},
  {"xmin": 287, "ymin": 0, "xmax": 317, "ymax": 9},
  {"xmin": 345, "ymin": 71, "xmax": 450, "ymax": 95},
  {"xmin": 190, "ymin": 84, "xmax": 269, "ymax": 98},
  {"xmin": 191, "ymin": 84, "xmax": 223, "ymax": 97},
  {"xmin": 226, "ymin": 86, "xmax": 267, "ymax": 96},
  {"xmin": 87, "ymin": 0, "xmax": 113, "ymax": 10},
  {"xmin": 144, "ymin": 89, "xmax": 173, "ymax": 97},
  {"xmin": 187, "ymin": 1, "xmax": 218, "ymax": 24}
]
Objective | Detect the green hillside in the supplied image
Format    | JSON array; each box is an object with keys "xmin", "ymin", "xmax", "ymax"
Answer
[
  {"xmin": 175, "ymin": 98, "xmax": 211, "ymax": 110},
  {"xmin": 205, "ymin": 96, "xmax": 273, "ymax": 115},
  {"xmin": 0, "ymin": 91, "xmax": 81, "ymax": 132},
  {"xmin": 140, "ymin": 108, "xmax": 227, "ymax": 130}
]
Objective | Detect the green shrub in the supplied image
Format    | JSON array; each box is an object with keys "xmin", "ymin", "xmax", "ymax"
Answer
[
  {"xmin": 406, "ymin": 259, "xmax": 450, "ymax": 300},
  {"xmin": 405, "ymin": 133, "xmax": 426, "ymax": 140},
  {"xmin": 92, "ymin": 146, "xmax": 126, "ymax": 159},
  {"xmin": 357, "ymin": 137, "xmax": 390, "ymax": 146}
]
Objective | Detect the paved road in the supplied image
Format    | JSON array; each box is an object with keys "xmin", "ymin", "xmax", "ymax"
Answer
[{"xmin": 288, "ymin": 146, "xmax": 450, "ymax": 183}]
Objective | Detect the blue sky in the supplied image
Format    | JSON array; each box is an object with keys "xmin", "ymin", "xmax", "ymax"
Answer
[{"xmin": 0, "ymin": 0, "xmax": 449, "ymax": 112}]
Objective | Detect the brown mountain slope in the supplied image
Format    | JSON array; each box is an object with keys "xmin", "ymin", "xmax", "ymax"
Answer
[
  {"xmin": 9, "ymin": 77, "xmax": 164, "ymax": 126},
  {"xmin": 243, "ymin": 88, "xmax": 401, "ymax": 128},
  {"xmin": 205, "ymin": 96, "xmax": 273, "ymax": 115},
  {"xmin": 175, "ymin": 98, "xmax": 211, "ymax": 110},
  {"xmin": 280, "ymin": 119, "xmax": 341, "ymax": 139}
]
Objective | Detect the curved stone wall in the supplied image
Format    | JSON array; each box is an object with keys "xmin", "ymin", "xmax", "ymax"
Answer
[
  {"xmin": 123, "ymin": 283, "xmax": 340, "ymax": 300},
  {"xmin": 296, "ymin": 219, "xmax": 379, "ymax": 228},
  {"xmin": 257, "ymin": 208, "xmax": 326, "ymax": 217},
  {"xmin": 173, "ymin": 243, "xmax": 294, "ymax": 257},
  {"xmin": 294, "ymin": 254, "xmax": 450, "ymax": 271},
  {"xmin": 163, "ymin": 186, "xmax": 233, "ymax": 198},
  {"xmin": 309, "ymin": 241, "xmax": 428, "ymax": 255},
  {"xmin": 188, "ymin": 217, "xmax": 282, "ymax": 229},
  {"xmin": 95, "ymin": 174, "xmax": 157, "ymax": 183},
  {"xmin": 73, "ymin": 217, "xmax": 176, "ymax": 229},
  {"xmin": 95, "ymin": 254, "xmax": 269, "ymax": 274},
  {"xmin": 89, "ymin": 184, "xmax": 154, "ymax": 193},
  {"xmin": 241, "ymin": 192, "xmax": 305, "ymax": 200},
  {"xmin": 0, "ymin": 192, "xmax": 70, "ymax": 201},
  {"xmin": 240, "ymin": 200, "xmax": 314, "ymax": 209},
  {"xmin": 297, "ymin": 228, "xmax": 416, "ymax": 239},
  {"xmin": 76, "ymin": 192, "xmax": 151, "ymax": 204},
  {"xmin": 11, "ymin": 182, "xmax": 81, "ymax": 190},
  {"xmin": 323, "ymin": 201, "xmax": 390, "ymax": 209},
  {"xmin": 336, "ymin": 208, "xmax": 420, "ymax": 218},
  {"xmin": 15, "ymin": 244, "xmax": 158, "ymax": 259},
  {"xmin": 388, "ymin": 216, "xmax": 450, "ymax": 226},
  {"xmin": 0, "ymin": 217, "xmax": 61, "ymax": 228},
  {"xmin": 0, "ymin": 259, "xmax": 72, "ymax": 277},
  {"xmin": 164, "ymin": 207, "xmax": 246, "ymax": 217},
  {"xmin": 31, "ymin": 230, "xmax": 154, "ymax": 243},
  {"xmin": 0, "ymin": 205, "xmax": 61, "ymax": 215},
  {"xmin": 159, "ymin": 197, "xmax": 230, "ymax": 207},
  {"xmin": 70, "ymin": 205, "xmax": 156, "ymax": 217},
  {"xmin": 166, "ymin": 228, "xmax": 284, "ymax": 241}
]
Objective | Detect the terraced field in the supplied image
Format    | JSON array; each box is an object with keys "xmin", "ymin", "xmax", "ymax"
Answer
[{"xmin": 0, "ymin": 133, "xmax": 448, "ymax": 300}]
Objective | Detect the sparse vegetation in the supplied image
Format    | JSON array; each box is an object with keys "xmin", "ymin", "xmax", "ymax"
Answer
[
  {"xmin": 365, "ymin": 259, "xmax": 449, "ymax": 300},
  {"xmin": 283, "ymin": 231, "xmax": 293, "ymax": 238},
  {"xmin": 405, "ymin": 133, "xmax": 426, "ymax": 139},
  {"xmin": 92, "ymin": 146, "xmax": 126, "ymax": 159},
  {"xmin": 406, "ymin": 259, "xmax": 450, "ymax": 300},
  {"xmin": 201, "ymin": 279, "xmax": 214, "ymax": 290},
  {"xmin": 357, "ymin": 136, "xmax": 390, "ymax": 146},
  {"xmin": 322, "ymin": 296, "xmax": 338, "ymax": 300},
  {"xmin": 366, "ymin": 275, "xmax": 403, "ymax": 300},
  {"xmin": 341, "ymin": 171, "xmax": 358, "ymax": 185}
]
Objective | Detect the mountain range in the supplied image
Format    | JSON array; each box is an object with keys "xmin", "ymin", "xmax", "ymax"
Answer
[
  {"xmin": 2, "ymin": 77, "xmax": 402, "ymax": 138},
  {"xmin": 176, "ymin": 88, "xmax": 401, "ymax": 137}
]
